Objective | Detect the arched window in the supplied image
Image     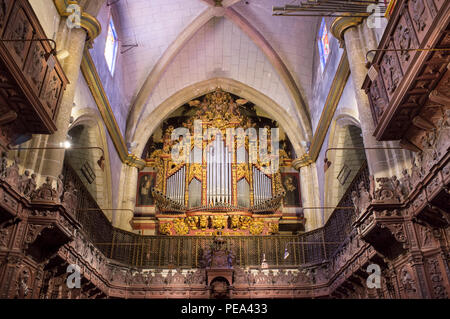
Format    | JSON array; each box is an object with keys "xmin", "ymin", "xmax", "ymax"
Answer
[
  {"xmin": 318, "ymin": 18, "xmax": 330, "ymax": 72},
  {"xmin": 104, "ymin": 18, "xmax": 118, "ymax": 75}
]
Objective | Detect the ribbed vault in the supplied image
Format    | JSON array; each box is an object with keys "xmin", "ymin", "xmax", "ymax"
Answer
[{"xmin": 118, "ymin": 0, "xmax": 317, "ymax": 152}]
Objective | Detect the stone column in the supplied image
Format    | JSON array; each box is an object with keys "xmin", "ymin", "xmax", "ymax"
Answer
[
  {"xmin": 39, "ymin": 23, "xmax": 87, "ymax": 182},
  {"xmin": 114, "ymin": 164, "xmax": 138, "ymax": 232},
  {"xmin": 292, "ymin": 161, "xmax": 321, "ymax": 230},
  {"xmin": 331, "ymin": 18, "xmax": 410, "ymax": 179}
]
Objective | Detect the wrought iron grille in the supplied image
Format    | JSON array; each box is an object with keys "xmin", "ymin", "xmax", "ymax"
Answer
[
  {"xmin": 63, "ymin": 161, "xmax": 369, "ymax": 269},
  {"xmin": 323, "ymin": 161, "xmax": 369, "ymax": 258},
  {"xmin": 62, "ymin": 161, "xmax": 113, "ymax": 257},
  {"xmin": 108, "ymin": 232, "xmax": 305, "ymax": 268}
]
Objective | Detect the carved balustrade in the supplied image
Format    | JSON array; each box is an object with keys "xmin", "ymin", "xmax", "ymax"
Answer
[{"xmin": 1, "ymin": 154, "xmax": 448, "ymax": 298}]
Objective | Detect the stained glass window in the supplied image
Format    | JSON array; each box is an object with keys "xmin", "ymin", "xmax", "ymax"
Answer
[
  {"xmin": 318, "ymin": 18, "xmax": 330, "ymax": 72},
  {"xmin": 104, "ymin": 18, "xmax": 118, "ymax": 75}
]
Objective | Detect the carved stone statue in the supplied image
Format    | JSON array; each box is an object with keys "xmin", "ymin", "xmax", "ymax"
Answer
[
  {"xmin": 15, "ymin": 268, "xmax": 30, "ymax": 299},
  {"xmin": 400, "ymin": 169, "xmax": 413, "ymax": 196},
  {"xmin": 18, "ymin": 170, "xmax": 30, "ymax": 194},
  {"xmin": 354, "ymin": 180, "xmax": 372, "ymax": 214},
  {"xmin": 62, "ymin": 182, "xmax": 78, "ymax": 213},
  {"xmin": 56, "ymin": 174, "xmax": 64, "ymax": 202},
  {"xmin": 0, "ymin": 151, "xmax": 7, "ymax": 179},
  {"xmin": 401, "ymin": 267, "xmax": 417, "ymax": 296},
  {"xmin": 410, "ymin": 155, "xmax": 423, "ymax": 186},
  {"xmin": 5, "ymin": 157, "xmax": 20, "ymax": 188},
  {"xmin": 24, "ymin": 174, "xmax": 37, "ymax": 198}
]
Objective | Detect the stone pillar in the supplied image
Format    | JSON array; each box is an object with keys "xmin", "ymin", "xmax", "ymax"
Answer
[
  {"xmin": 331, "ymin": 18, "xmax": 409, "ymax": 178},
  {"xmin": 293, "ymin": 162, "xmax": 321, "ymax": 230},
  {"xmin": 115, "ymin": 164, "xmax": 139, "ymax": 232},
  {"xmin": 40, "ymin": 24, "xmax": 87, "ymax": 182}
]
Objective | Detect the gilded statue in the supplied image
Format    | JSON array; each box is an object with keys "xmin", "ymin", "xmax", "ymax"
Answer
[
  {"xmin": 186, "ymin": 216, "xmax": 199, "ymax": 230},
  {"xmin": 212, "ymin": 215, "xmax": 227, "ymax": 229},
  {"xmin": 239, "ymin": 216, "xmax": 252, "ymax": 230},
  {"xmin": 230, "ymin": 215, "xmax": 240, "ymax": 229},
  {"xmin": 199, "ymin": 216, "xmax": 209, "ymax": 229}
]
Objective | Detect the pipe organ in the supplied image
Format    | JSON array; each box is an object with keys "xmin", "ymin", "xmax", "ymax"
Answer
[
  {"xmin": 145, "ymin": 89, "xmax": 297, "ymax": 236},
  {"xmin": 166, "ymin": 166, "xmax": 185, "ymax": 205},
  {"xmin": 207, "ymin": 134, "xmax": 232, "ymax": 205},
  {"xmin": 253, "ymin": 167, "xmax": 273, "ymax": 205},
  {"xmin": 165, "ymin": 136, "xmax": 275, "ymax": 209}
]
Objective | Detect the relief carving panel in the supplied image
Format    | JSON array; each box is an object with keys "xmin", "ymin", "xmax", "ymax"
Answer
[
  {"xmin": 380, "ymin": 41, "xmax": 403, "ymax": 100},
  {"xmin": 408, "ymin": 0, "xmax": 432, "ymax": 43},
  {"xmin": 4, "ymin": 4, "xmax": 33, "ymax": 69},
  {"xmin": 393, "ymin": 6, "xmax": 419, "ymax": 73}
]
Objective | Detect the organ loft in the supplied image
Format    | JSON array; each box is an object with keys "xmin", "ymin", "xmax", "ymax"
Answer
[{"xmin": 0, "ymin": 0, "xmax": 449, "ymax": 300}]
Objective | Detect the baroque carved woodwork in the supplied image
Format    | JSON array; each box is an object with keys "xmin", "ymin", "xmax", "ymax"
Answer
[
  {"xmin": 363, "ymin": 0, "xmax": 450, "ymax": 140},
  {"xmin": 143, "ymin": 89, "xmax": 298, "ymax": 235},
  {"xmin": 0, "ymin": 0, "xmax": 68, "ymax": 151}
]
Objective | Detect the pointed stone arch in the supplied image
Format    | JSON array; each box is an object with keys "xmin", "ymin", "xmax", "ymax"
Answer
[
  {"xmin": 131, "ymin": 78, "xmax": 307, "ymax": 158},
  {"xmin": 125, "ymin": 3, "xmax": 312, "ymax": 145},
  {"xmin": 67, "ymin": 107, "xmax": 113, "ymax": 219}
]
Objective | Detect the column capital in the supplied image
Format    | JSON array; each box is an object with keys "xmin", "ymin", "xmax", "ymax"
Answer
[
  {"xmin": 292, "ymin": 154, "xmax": 313, "ymax": 170},
  {"xmin": 53, "ymin": 0, "xmax": 102, "ymax": 45},
  {"xmin": 330, "ymin": 16, "xmax": 364, "ymax": 45},
  {"xmin": 124, "ymin": 154, "xmax": 146, "ymax": 170}
]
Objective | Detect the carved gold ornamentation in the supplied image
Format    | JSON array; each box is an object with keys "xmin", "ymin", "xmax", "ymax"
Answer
[
  {"xmin": 230, "ymin": 215, "xmax": 240, "ymax": 229},
  {"xmin": 189, "ymin": 163, "xmax": 202, "ymax": 182},
  {"xmin": 268, "ymin": 222, "xmax": 279, "ymax": 234},
  {"xmin": 199, "ymin": 216, "xmax": 209, "ymax": 230},
  {"xmin": 186, "ymin": 216, "xmax": 199, "ymax": 230},
  {"xmin": 173, "ymin": 218, "xmax": 189, "ymax": 235},
  {"xmin": 236, "ymin": 163, "xmax": 250, "ymax": 181},
  {"xmin": 249, "ymin": 220, "xmax": 264, "ymax": 235},
  {"xmin": 211, "ymin": 215, "xmax": 227, "ymax": 229},
  {"xmin": 159, "ymin": 223, "xmax": 172, "ymax": 235},
  {"xmin": 239, "ymin": 216, "xmax": 252, "ymax": 230}
]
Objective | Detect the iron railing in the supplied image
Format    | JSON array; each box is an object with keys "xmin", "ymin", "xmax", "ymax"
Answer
[
  {"xmin": 62, "ymin": 161, "xmax": 113, "ymax": 257},
  {"xmin": 63, "ymin": 161, "xmax": 369, "ymax": 268}
]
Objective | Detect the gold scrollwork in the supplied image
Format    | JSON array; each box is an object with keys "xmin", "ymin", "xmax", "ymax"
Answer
[
  {"xmin": 189, "ymin": 163, "xmax": 202, "ymax": 182},
  {"xmin": 199, "ymin": 215, "xmax": 209, "ymax": 230},
  {"xmin": 159, "ymin": 223, "xmax": 172, "ymax": 235},
  {"xmin": 249, "ymin": 219, "xmax": 264, "ymax": 235},
  {"xmin": 236, "ymin": 163, "xmax": 250, "ymax": 181},
  {"xmin": 211, "ymin": 215, "xmax": 228, "ymax": 229},
  {"xmin": 239, "ymin": 216, "xmax": 252, "ymax": 230},
  {"xmin": 173, "ymin": 218, "xmax": 189, "ymax": 235},
  {"xmin": 230, "ymin": 215, "xmax": 240, "ymax": 229},
  {"xmin": 268, "ymin": 222, "xmax": 279, "ymax": 234}
]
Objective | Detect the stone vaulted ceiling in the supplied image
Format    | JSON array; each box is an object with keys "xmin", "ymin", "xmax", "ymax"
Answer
[{"xmin": 116, "ymin": 0, "xmax": 318, "ymax": 150}]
